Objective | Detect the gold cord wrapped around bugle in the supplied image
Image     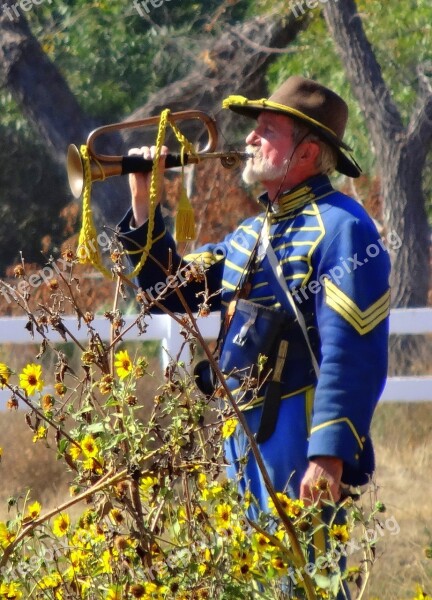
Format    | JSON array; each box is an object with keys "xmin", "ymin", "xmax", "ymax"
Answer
[{"xmin": 67, "ymin": 110, "xmax": 250, "ymax": 198}]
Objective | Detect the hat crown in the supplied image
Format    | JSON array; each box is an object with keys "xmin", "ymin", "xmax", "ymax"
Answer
[{"xmin": 268, "ymin": 76, "xmax": 348, "ymax": 140}]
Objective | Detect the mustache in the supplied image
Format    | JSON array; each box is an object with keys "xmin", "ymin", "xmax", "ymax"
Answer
[{"xmin": 245, "ymin": 146, "xmax": 263, "ymax": 159}]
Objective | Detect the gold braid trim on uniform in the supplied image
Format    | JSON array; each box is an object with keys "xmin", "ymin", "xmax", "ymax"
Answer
[{"xmin": 310, "ymin": 417, "xmax": 364, "ymax": 450}]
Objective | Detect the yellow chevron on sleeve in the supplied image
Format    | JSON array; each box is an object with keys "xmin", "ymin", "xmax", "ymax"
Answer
[
  {"xmin": 324, "ymin": 278, "xmax": 390, "ymax": 335},
  {"xmin": 237, "ymin": 224, "xmax": 259, "ymax": 239},
  {"xmin": 183, "ymin": 250, "xmax": 224, "ymax": 268}
]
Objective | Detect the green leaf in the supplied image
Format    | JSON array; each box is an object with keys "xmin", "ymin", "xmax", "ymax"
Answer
[
  {"xmin": 314, "ymin": 573, "xmax": 331, "ymax": 589},
  {"xmin": 85, "ymin": 423, "xmax": 106, "ymax": 434}
]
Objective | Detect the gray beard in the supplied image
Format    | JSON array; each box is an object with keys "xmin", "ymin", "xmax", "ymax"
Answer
[{"xmin": 242, "ymin": 147, "xmax": 289, "ymax": 185}]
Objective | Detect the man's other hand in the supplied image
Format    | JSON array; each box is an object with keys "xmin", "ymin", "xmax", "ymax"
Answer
[{"xmin": 300, "ymin": 456, "xmax": 343, "ymax": 504}]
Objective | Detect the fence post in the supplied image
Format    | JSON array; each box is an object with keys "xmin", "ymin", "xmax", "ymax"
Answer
[{"xmin": 161, "ymin": 317, "xmax": 191, "ymax": 372}]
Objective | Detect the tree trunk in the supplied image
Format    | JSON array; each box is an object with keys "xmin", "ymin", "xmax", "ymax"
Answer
[
  {"xmin": 381, "ymin": 143, "xmax": 430, "ymax": 308},
  {"xmin": 323, "ymin": 0, "xmax": 432, "ymax": 374},
  {"xmin": 0, "ymin": 0, "xmax": 130, "ymax": 223},
  {"xmin": 0, "ymin": 1, "xmax": 96, "ymax": 157}
]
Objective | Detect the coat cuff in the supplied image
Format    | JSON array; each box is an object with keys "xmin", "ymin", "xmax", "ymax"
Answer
[
  {"xmin": 307, "ymin": 417, "xmax": 366, "ymax": 468},
  {"xmin": 117, "ymin": 206, "xmax": 166, "ymax": 256}
]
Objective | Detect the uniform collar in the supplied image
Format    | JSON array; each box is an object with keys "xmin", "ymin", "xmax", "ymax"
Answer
[{"xmin": 258, "ymin": 174, "xmax": 334, "ymax": 217}]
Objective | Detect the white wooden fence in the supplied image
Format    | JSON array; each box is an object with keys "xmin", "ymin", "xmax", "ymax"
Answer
[{"xmin": 0, "ymin": 308, "xmax": 431, "ymax": 404}]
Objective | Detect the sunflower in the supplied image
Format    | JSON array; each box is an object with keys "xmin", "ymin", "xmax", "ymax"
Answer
[
  {"xmin": 0, "ymin": 582, "xmax": 22, "ymax": 599},
  {"xmin": 27, "ymin": 501, "xmax": 42, "ymax": 520},
  {"xmin": 32, "ymin": 426, "xmax": 48, "ymax": 443},
  {"xmin": 330, "ymin": 523, "xmax": 350, "ymax": 544},
  {"xmin": 52, "ymin": 513, "xmax": 70, "ymax": 537},
  {"xmin": 41, "ymin": 394, "xmax": 55, "ymax": 412},
  {"xmin": 268, "ymin": 493, "xmax": 304, "ymax": 519},
  {"xmin": 270, "ymin": 555, "xmax": 288, "ymax": 576},
  {"xmin": 214, "ymin": 503, "xmax": 232, "ymax": 530},
  {"xmin": 0, "ymin": 363, "xmax": 11, "ymax": 388},
  {"xmin": 114, "ymin": 350, "xmax": 133, "ymax": 380},
  {"xmin": 106, "ymin": 588, "xmax": 122, "ymax": 600},
  {"xmin": 0, "ymin": 522, "xmax": 16, "ymax": 548},
  {"xmin": 69, "ymin": 443, "xmax": 81, "ymax": 461},
  {"xmin": 109, "ymin": 508, "xmax": 124, "ymax": 525},
  {"xmin": 221, "ymin": 418, "xmax": 238, "ymax": 439},
  {"xmin": 19, "ymin": 363, "xmax": 44, "ymax": 396},
  {"xmin": 81, "ymin": 434, "xmax": 98, "ymax": 458}
]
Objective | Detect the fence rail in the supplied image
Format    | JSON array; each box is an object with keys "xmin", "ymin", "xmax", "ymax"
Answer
[{"xmin": 1, "ymin": 308, "xmax": 431, "ymax": 404}]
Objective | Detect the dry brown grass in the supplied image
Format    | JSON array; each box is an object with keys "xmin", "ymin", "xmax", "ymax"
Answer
[{"xmin": 367, "ymin": 403, "xmax": 432, "ymax": 599}]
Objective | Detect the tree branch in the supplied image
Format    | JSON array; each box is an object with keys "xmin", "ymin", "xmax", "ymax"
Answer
[{"xmin": 123, "ymin": 14, "xmax": 306, "ymax": 147}]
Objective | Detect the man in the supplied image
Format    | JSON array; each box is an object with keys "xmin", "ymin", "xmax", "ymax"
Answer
[{"xmin": 117, "ymin": 76, "xmax": 390, "ymax": 515}]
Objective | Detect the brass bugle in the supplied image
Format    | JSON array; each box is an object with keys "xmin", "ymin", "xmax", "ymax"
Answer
[{"xmin": 67, "ymin": 109, "xmax": 250, "ymax": 198}]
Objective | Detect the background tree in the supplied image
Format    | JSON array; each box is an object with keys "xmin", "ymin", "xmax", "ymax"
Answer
[{"xmin": 0, "ymin": 0, "xmax": 431, "ymax": 309}]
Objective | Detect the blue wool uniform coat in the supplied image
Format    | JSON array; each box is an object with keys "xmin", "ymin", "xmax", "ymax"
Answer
[{"xmin": 117, "ymin": 174, "xmax": 390, "ymax": 511}]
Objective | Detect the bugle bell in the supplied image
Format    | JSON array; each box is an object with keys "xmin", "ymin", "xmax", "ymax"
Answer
[{"xmin": 67, "ymin": 110, "xmax": 250, "ymax": 198}]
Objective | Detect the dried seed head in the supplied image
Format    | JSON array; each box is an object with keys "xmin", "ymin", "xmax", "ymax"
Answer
[
  {"xmin": 130, "ymin": 584, "xmax": 145, "ymax": 598},
  {"xmin": 114, "ymin": 481, "xmax": 129, "ymax": 499},
  {"xmin": 7, "ymin": 397, "xmax": 18, "ymax": 410},
  {"xmin": 36, "ymin": 314, "xmax": 48, "ymax": 326},
  {"xmin": 315, "ymin": 477, "xmax": 330, "ymax": 492},
  {"xmin": 41, "ymin": 394, "xmax": 55, "ymax": 411},
  {"xmin": 81, "ymin": 350, "xmax": 97, "ymax": 365},
  {"xmin": 114, "ymin": 535, "xmax": 129, "ymax": 551},
  {"xmin": 198, "ymin": 304, "xmax": 210, "ymax": 317},
  {"xmin": 48, "ymin": 278, "xmax": 59, "ymax": 291},
  {"xmin": 13, "ymin": 265, "xmax": 25, "ymax": 278},
  {"xmin": 61, "ymin": 248, "xmax": 75, "ymax": 262},
  {"xmin": 84, "ymin": 311, "xmax": 94, "ymax": 324},
  {"xmin": 54, "ymin": 383, "xmax": 67, "ymax": 397},
  {"xmin": 297, "ymin": 519, "xmax": 311, "ymax": 532},
  {"xmin": 99, "ymin": 375, "xmax": 114, "ymax": 394},
  {"xmin": 126, "ymin": 395, "xmax": 138, "ymax": 407},
  {"xmin": 110, "ymin": 249, "xmax": 122, "ymax": 264}
]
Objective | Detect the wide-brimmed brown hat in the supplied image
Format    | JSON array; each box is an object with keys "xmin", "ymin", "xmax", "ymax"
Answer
[{"xmin": 223, "ymin": 75, "xmax": 361, "ymax": 178}]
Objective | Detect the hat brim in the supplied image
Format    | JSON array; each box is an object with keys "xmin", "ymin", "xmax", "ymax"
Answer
[{"xmin": 227, "ymin": 103, "xmax": 361, "ymax": 179}]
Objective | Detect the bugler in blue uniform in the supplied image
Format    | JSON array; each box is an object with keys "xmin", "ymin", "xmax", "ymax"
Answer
[
  {"xmin": 117, "ymin": 75, "xmax": 391, "ymax": 598},
  {"xmin": 117, "ymin": 172, "xmax": 390, "ymax": 510}
]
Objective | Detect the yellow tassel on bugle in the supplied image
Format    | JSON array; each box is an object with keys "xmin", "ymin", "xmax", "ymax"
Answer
[{"xmin": 175, "ymin": 186, "xmax": 196, "ymax": 242}]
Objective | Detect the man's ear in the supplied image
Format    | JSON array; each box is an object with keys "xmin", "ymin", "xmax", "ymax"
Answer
[{"xmin": 299, "ymin": 140, "xmax": 320, "ymax": 164}]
